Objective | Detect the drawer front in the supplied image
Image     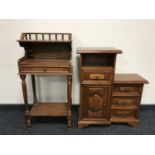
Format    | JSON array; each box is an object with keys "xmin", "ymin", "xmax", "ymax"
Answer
[
  {"xmin": 112, "ymin": 97, "xmax": 139, "ymax": 107},
  {"xmin": 111, "ymin": 109, "xmax": 138, "ymax": 119},
  {"xmin": 81, "ymin": 69, "xmax": 113, "ymax": 81},
  {"xmin": 21, "ymin": 66, "xmax": 69, "ymax": 73},
  {"xmin": 113, "ymin": 84, "xmax": 142, "ymax": 96}
]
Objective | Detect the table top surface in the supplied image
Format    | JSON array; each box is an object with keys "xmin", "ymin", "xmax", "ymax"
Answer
[
  {"xmin": 77, "ymin": 47, "xmax": 123, "ymax": 54},
  {"xmin": 114, "ymin": 74, "xmax": 149, "ymax": 84}
]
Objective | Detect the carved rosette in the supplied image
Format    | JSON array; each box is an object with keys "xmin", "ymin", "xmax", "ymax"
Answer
[{"xmin": 88, "ymin": 94, "xmax": 104, "ymax": 117}]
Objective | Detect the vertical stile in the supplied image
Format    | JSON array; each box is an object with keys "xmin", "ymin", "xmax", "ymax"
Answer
[
  {"xmin": 49, "ymin": 33, "xmax": 51, "ymax": 40},
  {"xmin": 29, "ymin": 33, "xmax": 31, "ymax": 40},
  {"xmin": 42, "ymin": 34, "xmax": 44, "ymax": 40},
  {"xmin": 62, "ymin": 34, "xmax": 64, "ymax": 41},
  {"xmin": 25, "ymin": 34, "xmax": 28, "ymax": 40},
  {"xmin": 36, "ymin": 34, "xmax": 38, "ymax": 40},
  {"xmin": 55, "ymin": 34, "xmax": 57, "ymax": 41},
  {"xmin": 68, "ymin": 34, "xmax": 71, "ymax": 41}
]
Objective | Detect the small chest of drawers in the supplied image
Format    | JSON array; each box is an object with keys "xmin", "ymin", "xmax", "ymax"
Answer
[{"xmin": 111, "ymin": 74, "xmax": 149, "ymax": 127}]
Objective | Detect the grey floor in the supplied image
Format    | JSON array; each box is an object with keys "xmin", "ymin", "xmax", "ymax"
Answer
[{"xmin": 0, "ymin": 105, "xmax": 155, "ymax": 135}]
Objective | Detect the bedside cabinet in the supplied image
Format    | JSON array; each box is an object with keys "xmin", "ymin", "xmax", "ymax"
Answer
[
  {"xmin": 77, "ymin": 47, "xmax": 122, "ymax": 128},
  {"xmin": 111, "ymin": 74, "xmax": 149, "ymax": 127}
]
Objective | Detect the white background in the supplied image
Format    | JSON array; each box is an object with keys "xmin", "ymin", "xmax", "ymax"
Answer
[{"xmin": 0, "ymin": 19, "xmax": 154, "ymax": 104}]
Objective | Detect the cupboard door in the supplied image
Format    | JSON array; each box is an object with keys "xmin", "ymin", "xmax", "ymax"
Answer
[{"xmin": 81, "ymin": 85, "xmax": 111, "ymax": 119}]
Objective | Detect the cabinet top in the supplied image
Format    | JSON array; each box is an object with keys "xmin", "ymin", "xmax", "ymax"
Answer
[
  {"xmin": 114, "ymin": 74, "xmax": 149, "ymax": 84},
  {"xmin": 77, "ymin": 47, "xmax": 123, "ymax": 54}
]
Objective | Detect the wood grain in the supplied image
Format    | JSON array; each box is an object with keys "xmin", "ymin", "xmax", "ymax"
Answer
[
  {"xmin": 18, "ymin": 32, "xmax": 72, "ymax": 128},
  {"xmin": 31, "ymin": 103, "xmax": 67, "ymax": 116},
  {"xmin": 77, "ymin": 47, "xmax": 123, "ymax": 54}
]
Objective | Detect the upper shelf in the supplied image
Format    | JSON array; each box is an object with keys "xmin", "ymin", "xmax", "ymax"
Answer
[
  {"xmin": 17, "ymin": 33, "xmax": 72, "ymax": 43},
  {"xmin": 17, "ymin": 33, "xmax": 72, "ymax": 59},
  {"xmin": 77, "ymin": 47, "xmax": 123, "ymax": 54}
]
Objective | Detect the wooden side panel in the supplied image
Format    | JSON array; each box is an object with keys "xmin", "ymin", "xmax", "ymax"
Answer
[{"xmin": 31, "ymin": 43, "xmax": 71, "ymax": 59}]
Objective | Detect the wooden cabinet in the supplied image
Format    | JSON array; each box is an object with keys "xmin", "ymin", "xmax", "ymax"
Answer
[
  {"xmin": 18, "ymin": 33, "xmax": 149, "ymax": 129},
  {"xmin": 111, "ymin": 74, "xmax": 148, "ymax": 127},
  {"xmin": 18, "ymin": 33, "xmax": 72, "ymax": 128},
  {"xmin": 77, "ymin": 47, "xmax": 122, "ymax": 128},
  {"xmin": 77, "ymin": 48, "xmax": 148, "ymax": 128}
]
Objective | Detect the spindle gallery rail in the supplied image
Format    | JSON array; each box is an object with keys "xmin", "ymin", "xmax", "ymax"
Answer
[
  {"xmin": 19, "ymin": 33, "xmax": 72, "ymax": 42},
  {"xmin": 17, "ymin": 32, "xmax": 72, "ymax": 128}
]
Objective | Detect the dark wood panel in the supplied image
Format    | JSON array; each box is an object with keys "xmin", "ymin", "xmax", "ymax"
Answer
[
  {"xmin": 81, "ymin": 66, "xmax": 113, "ymax": 82},
  {"xmin": 111, "ymin": 109, "xmax": 138, "ymax": 119},
  {"xmin": 80, "ymin": 85, "xmax": 111, "ymax": 120},
  {"xmin": 112, "ymin": 84, "xmax": 142, "ymax": 96},
  {"xmin": 82, "ymin": 53, "xmax": 116, "ymax": 66},
  {"xmin": 111, "ymin": 96, "xmax": 139, "ymax": 108}
]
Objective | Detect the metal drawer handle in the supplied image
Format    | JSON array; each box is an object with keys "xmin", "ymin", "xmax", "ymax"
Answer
[{"xmin": 89, "ymin": 74, "xmax": 105, "ymax": 80}]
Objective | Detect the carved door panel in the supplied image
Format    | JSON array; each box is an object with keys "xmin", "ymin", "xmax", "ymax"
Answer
[{"xmin": 81, "ymin": 85, "xmax": 111, "ymax": 119}]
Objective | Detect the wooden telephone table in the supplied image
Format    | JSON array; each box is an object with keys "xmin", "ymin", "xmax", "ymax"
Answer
[{"xmin": 18, "ymin": 33, "xmax": 72, "ymax": 128}]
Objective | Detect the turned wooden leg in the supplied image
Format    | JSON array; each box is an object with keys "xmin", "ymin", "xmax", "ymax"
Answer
[
  {"xmin": 67, "ymin": 75, "xmax": 72, "ymax": 128},
  {"xmin": 20, "ymin": 75, "xmax": 31, "ymax": 128},
  {"xmin": 31, "ymin": 75, "xmax": 37, "ymax": 104},
  {"xmin": 128, "ymin": 121, "xmax": 140, "ymax": 127}
]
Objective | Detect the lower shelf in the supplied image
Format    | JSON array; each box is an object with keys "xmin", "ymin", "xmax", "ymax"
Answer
[{"xmin": 30, "ymin": 103, "xmax": 67, "ymax": 116}]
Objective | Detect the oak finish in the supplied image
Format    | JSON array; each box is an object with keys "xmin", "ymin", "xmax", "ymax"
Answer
[
  {"xmin": 18, "ymin": 33, "xmax": 72, "ymax": 128},
  {"xmin": 111, "ymin": 74, "xmax": 148, "ymax": 127},
  {"xmin": 77, "ymin": 48, "xmax": 148, "ymax": 128},
  {"xmin": 77, "ymin": 47, "xmax": 122, "ymax": 128}
]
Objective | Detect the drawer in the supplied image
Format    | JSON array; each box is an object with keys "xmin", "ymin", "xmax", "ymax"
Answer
[
  {"xmin": 21, "ymin": 66, "xmax": 69, "ymax": 73},
  {"xmin": 112, "ymin": 97, "xmax": 139, "ymax": 107},
  {"xmin": 111, "ymin": 109, "xmax": 138, "ymax": 119},
  {"xmin": 81, "ymin": 68, "xmax": 113, "ymax": 81},
  {"xmin": 112, "ymin": 84, "xmax": 142, "ymax": 96}
]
